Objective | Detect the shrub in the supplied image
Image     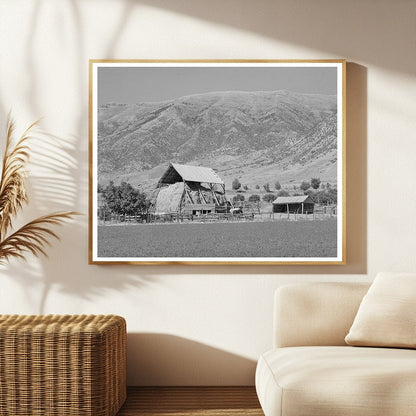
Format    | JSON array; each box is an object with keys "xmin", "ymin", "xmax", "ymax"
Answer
[
  {"xmin": 262, "ymin": 193, "xmax": 276, "ymax": 203},
  {"xmin": 300, "ymin": 181, "xmax": 311, "ymax": 192},
  {"xmin": 232, "ymin": 178, "xmax": 241, "ymax": 190},
  {"xmin": 277, "ymin": 190, "xmax": 289, "ymax": 197},
  {"xmin": 248, "ymin": 194, "xmax": 260, "ymax": 203},
  {"xmin": 311, "ymin": 177, "xmax": 321, "ymax": 189},
  {"xmin": 232, "ymin": 194, "xmax": 245, "ymax": 204},
  {"xmin": 104, "ymin": 181, "xmax": 150, "ymax": 215}
]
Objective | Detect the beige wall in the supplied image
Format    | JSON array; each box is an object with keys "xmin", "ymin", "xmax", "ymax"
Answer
[{"xmin": 0, "ymin": 0, "xmax": 415, "ymax": 385}]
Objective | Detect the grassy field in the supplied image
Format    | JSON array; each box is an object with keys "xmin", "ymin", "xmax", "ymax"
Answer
[{"xmin": 97, "ymin": 219, "xmax": 337, "ymax": 258}]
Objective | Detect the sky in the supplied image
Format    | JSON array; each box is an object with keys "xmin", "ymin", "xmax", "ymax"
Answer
[{"xmin": 97, "ymin": 64, "xmax": 338, "ymax": 105}]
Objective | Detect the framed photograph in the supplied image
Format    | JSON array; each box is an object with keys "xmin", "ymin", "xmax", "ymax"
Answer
[{"xmin": 89, "ymin": 60, "xmax": 346, "ymax": 265}]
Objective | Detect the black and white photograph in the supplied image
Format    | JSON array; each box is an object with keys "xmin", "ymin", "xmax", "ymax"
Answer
[{"xmin": 89, "ymin": 60, "xmax": 345, "ymax": 264}]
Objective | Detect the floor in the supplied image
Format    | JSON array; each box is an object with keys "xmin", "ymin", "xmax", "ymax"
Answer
[{"xmin": 117, "ymin": 386, "xmax": 264, "ymax": 416}]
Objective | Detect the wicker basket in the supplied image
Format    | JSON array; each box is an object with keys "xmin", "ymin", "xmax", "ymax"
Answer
[{"xmin": 0, "ymin": 314, "xmax": 126, "ymax": 416}]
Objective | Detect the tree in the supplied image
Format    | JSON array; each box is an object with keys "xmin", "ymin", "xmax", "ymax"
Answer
[
  {"xmin": 232, "ymin": 194, "xmax": 245, "ymax": 204},
  {"xmin": 315, "ymin": 191, "xmax": 328, "ymax": 204},
  {"xmin": 305, "ymin": 188, "xmax": 337, "ymax": 205},
  {"xmin": 255, "ymin": 184, "xmax": 260, "ymax": 190},
  {"xmin": 327, "ymin": 187, "xmax": 338, "ymax": 204},
  {"xmin": 97, "ymin": 183, "xmax": 104, "ymax": 193},
  {"xmin": 274, "ymin": 181, "xmax": 281, "ymax": 190},
  {"xmin": 277, "ymin": 190, "xmax": 289, "ymax": 197},
  {"xmin": 104, "ymin": 181, "xmax": 149, "ymax": 215},
  {"xmin": 232, "ymin": 178, "xmax": 241, "ymax": 190},
  {"xmin": 262, "ymin": 193, "xmax": 276, "ymax": 203},
  {"xmin": 263, "ymin": 183, "xmax": 271, "ymax": 192},
  {"xmin": 248, "ymin": 194, "xmax": 260, "ymax": 203},
  {"xmin": 243, "ymin": 185, "xmax": 249, "ymax": 191},
  {"xmin": 300, "ymin": 181, "xmax": 311, "ymax": 192},
  {"xmin": 311, "ymin": 177, "xmax": 321, "ymax": 190}
]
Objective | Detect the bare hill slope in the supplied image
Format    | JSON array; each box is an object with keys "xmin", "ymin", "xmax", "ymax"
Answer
[{"xmin": 98, "ymin": 90, "xmax": 338, "ymax": 191}]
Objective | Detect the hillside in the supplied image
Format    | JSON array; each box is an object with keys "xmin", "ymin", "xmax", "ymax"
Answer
[{"xmin": 97, "ymin": 90, "xmax": 338, "ymax": 192}]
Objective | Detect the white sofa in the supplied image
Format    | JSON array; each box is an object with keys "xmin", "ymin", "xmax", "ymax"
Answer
[{"xmin": 255, "ymin": 282, "xmax": 416, "ymax": 416}]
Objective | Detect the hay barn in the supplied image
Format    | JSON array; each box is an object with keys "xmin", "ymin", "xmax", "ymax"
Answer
[
  {"xmin": 152, "ymin": 163, "xmax": 228, "ymax": 215},
  {"xmin": 272, "ymin": 195, "xmax": 315, "ymax": 214}
]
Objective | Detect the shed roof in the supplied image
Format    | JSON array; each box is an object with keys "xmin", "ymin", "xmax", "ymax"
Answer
[
  {"xmin": 158, "ymin": 163, "xmax": 224, "ymax": 185},
  {"xmin": 272, "ymin": 195, "xmax": 314, "ymax": 204}
]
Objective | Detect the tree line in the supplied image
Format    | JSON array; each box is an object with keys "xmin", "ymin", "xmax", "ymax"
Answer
[
  {"xmin": 231, "ymin": 177, "xmax": 337, "ymax": 206},
  {"xmin": 232, "ymin": 177, "xmax": 323, "ymax": 192},
  {"xmin": 98, "ymin": 176, "xmax": 337, "ymax": 217}
]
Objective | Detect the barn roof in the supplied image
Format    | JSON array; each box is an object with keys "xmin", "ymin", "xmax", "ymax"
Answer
[
  {"xmin": 272, "ymin": 195, "xmax": 314, "ymax": 204},
  {"xmin": 158, "ymin": 163, "xmax": 224, "ymax": 185}
]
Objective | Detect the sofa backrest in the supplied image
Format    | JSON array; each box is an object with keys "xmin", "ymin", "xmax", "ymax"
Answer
[{"xmin": 274, "ymin": 282, "xmax": 370, "ymax": 348}]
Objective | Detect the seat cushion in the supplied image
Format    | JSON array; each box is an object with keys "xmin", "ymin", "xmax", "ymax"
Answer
[{"xmin": 256, "ymin": 346, "xmax": 416, "ymax": 416}]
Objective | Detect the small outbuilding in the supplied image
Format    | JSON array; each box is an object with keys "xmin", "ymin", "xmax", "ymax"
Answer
[{"xmin": 272, "ymin": 195, "xmax": 315, "ymax": 214}]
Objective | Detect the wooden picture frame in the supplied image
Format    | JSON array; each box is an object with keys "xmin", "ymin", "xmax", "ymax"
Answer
[{"xmin": 89, "ymin": 60, "xmax": 346, "ymax": 265}]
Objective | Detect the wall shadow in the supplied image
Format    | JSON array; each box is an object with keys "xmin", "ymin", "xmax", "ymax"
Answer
[
  {"xmin": 135, "ymin": 0, "xmax": 413, "ymax": 76},
  {"xmin": 127, "ymin": 333, "xmax": 257, "ymax": 385},
  {"xmin": 0, "ymin": 125, "xmax": 161, "ymax": 313},
  {"xmin": 0, "ymin": 1, "xmax": 164, "ymax": 312}
]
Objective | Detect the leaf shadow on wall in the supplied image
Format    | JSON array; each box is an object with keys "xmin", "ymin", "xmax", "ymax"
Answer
[
  {"xmin": 126, "ymin": 333, "xmax": 257, "ymax": 386},
  {"xmin": 0, "ymin": 127, "xmax": 159, "ymax": 314},
  {"xmin": 135, "ymin": 0, "xmax": 413, "ymax": 76},
  {"xmin": 0, "ymin": 0, "xmax": 164, "ymax": 313}
]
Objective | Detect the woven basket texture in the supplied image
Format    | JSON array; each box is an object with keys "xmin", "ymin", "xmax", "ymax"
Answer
[{"xmin": 0, "ymin": 314, "xmax": 126, "ymax": 416}]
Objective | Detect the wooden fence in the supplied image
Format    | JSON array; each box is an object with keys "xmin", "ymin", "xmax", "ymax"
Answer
[{"xmin": 98, "ymin": 204, "xmax": 337, "ymax": 225}]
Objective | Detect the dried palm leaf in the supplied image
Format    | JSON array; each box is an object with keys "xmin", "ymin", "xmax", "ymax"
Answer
[
  {"xmin": 0, "ymin": 116, "xmax": 79, "ymax": 264},
  {"xmin": 0, "ymin": 117, "xmax": 38, "ymax": 238},
  {"xmin": 0, "ymin": 212, "xmax": 79, "ymax": 264}
]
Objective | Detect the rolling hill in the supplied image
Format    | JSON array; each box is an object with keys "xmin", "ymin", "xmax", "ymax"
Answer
[{"xmin": 97, "ymin": 89, "xmax": 338, "ymax": 192}]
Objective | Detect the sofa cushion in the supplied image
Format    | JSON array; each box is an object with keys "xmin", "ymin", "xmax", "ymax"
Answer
[
  {"xmin": 256, "ymin": 346, "xmax": 416, "ymax": 416},
  {"xmin": 274, "ymin": 283, "xmax": 370, "ymax": 348},
  {"xmin": 345, "ymin": 272, "xmax": 416, "ymax": 348}
]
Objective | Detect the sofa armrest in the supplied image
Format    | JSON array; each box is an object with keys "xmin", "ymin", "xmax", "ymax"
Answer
[{"xmin": 274, "ymin": 282, "xmax": 370, "ymax": 348}]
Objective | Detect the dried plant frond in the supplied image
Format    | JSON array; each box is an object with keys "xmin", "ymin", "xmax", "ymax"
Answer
[
  {"xmin": 0, "ymin": 212, "xmax": 78, "ymax": 264},
  {"xmin": 0, "ymin": 116, "xmax": 39, "ymax": 237},
  {"xmin": 0, "ymin": 115, "xmax": 80, "ymax": 265}
]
